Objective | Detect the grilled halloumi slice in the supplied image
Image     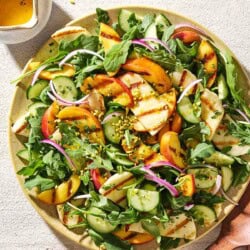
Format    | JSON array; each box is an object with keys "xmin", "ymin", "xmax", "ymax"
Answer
[
  {"xmin": 99, "ymin": 172, "xmax": 135, "ymax": 208},
  {"xmin": 213, "ymin": 115, "xmax": 250, "ymax": 156},
  {"xmin": 51, "ymin": 26, "xmax": 90, "ymax": 44},
  {"xmin": 201, "ymin": 88, "xmax": 224, "ymax": 140},
  {"xmin": 120, "ymin": 73, "xmax": 172, "ymax": 135},
  {"xmin": 11, "ymin": 112, "xmax": 30, "ymax": 137},
  {"xmin": 170, "ymin": 69, "xmax": 197, "ymax": 95},
  {"xmin": 159, "ymin": 214, "xmax": 196, "ymax": 240},
  {"xmin": 128, "ymin": 213, "xmax": 196, "ymax": 240},
  {"xmin": 57, "ymin": 199, "xmax": 85, "ymax": 227}
]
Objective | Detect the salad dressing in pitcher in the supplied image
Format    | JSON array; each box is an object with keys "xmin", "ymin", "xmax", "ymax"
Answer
[{"xmin": 0, "ymin": 0, "xmax": 33, "ymax": 26}]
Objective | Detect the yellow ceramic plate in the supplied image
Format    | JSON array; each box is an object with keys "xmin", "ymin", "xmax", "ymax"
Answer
[{"xmin": 8, "ymin": 6, "xmax": 250, "ymax": 250}]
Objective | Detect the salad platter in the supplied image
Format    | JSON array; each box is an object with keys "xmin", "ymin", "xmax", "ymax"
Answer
[{"xmin": 9, "ymin": 6, "xmax": 250, "ymax": 250}]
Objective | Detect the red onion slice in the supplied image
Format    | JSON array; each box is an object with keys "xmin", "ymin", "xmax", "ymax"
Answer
[
  {"xmin": 59, "ymin": 49, "xmax": 104, "ymax": 67},
  {"xmin": 220, "ymin": 188, "xmax": 238, "ymax": 206},
  {"xmin": 177, "ymin": 79, "xmax": 202, "ymax": 103},
  {"xmin": 101, "ymin": 111, "xmax": 124, "ymax": 124},
  {"xmin": 144, "ymin": 160, "xmax": 183, "ymax": 172},
  {"xmin": 73, "ymin": 194, "xmax": 91, "ymax": 200},
  {"xmin": 31, "ymin": 64, "xmax": 48, "ymax": 86},
  {"xmin": 49, "ymin": 80, "xmax": 89, "ymax": 106},
  {"xmin": 184, "ymin": 203, "xmax": 194, "ymax": 211},
  {"xmin": 138, "ymin": 38, "xmax": 174, "ymax": 55},
  {"xmin": 132, "ymin": 40, "xmax": 154, "ymax": 51},
  {"xmin": 174, "ymin": 23, "xmax": 213, "ymax": 41},
  {"xmin": 211, "ymin": 175, "xmax": 222, "ymax": 195},
  {"xmin": 47, "ymin": 92, "xmax": 73, "ymax": 106},
  {"xmin": 41, "ymin": 139, "xmax": 76, "ymax": 170},
  {"xmin": 142, "ymin": 167, "xmax": 179, "ymax": 197}
]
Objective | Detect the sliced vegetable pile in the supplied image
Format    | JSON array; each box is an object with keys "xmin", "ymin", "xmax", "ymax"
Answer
[{"xmin": 12, "ymin": 8, "xmax": 250, "ymax": 250}]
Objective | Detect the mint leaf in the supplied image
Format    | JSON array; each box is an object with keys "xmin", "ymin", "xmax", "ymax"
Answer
[
  {"xmin": 103, "ymin": 40, "xmax": 131, "ymax": 72},
  {"xmin": 190, "ymin": 143, "xmax": 215, "ymax": 160},
  {"xmin": 24, "ymin": 175, "xmax": 56, "ymax": 192}
]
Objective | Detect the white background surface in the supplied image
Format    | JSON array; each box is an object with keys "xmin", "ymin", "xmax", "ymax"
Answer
[{"xmin": 0, "ymin": 0, "xmax": 249, "ymax": 249}]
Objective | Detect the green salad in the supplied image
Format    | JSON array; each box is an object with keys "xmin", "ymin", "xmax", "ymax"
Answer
[{"xmin": 12, "ymin": 8, "xmax": 250, "ymax": 250}]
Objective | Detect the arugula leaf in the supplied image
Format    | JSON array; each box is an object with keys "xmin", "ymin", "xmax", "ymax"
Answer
[
  {"xmin": 193, "ymin": 191, "xmax": 225, "ymax": 206},
  {"xmin": 223, "ymin": 53, "xmax": 250, "ymax": 117},
  {"xmin": 80, "ymin": 170, "xmax": 90, "ymax": 186},
  {"xmin": 96, "ymin": 8, "xmax": 110, "ymax": 24},
  {"xmin": 134, "ymin": 47, "xmax": 176, "ymax": 72},
  {"xmin": 162, "ymin": 25, "xmax": 175, "ymax": 42},
  {"xmin": 122, "ymin": 26, "xmax": 140, "ymax": 41},
  {"xmin": 160, "ymin": 237, "xmax": 180, "ymax": 250},
  {"xmin": 165, "ymin": 192, "xmax": 192, "ymax": 210},
  {"xmin": 59, "ymin": 34, "xmax": 99, "ymax": 53},
  {"xmin": 24, "ymin": 175, "xmax": 56, "ymax": 192},
  {"xmin": 190, "ymin": 143, "xmax": 215, "ymax": 160},
  {"xmin": 103, "ymin": 40, "xmax": 131, "ymax": 72},
  {"xmin": 232, "ymin": 157, "xmax": 250, "ymax": 186},
  {"xmin": 17, "ymin": 159, "xmax": 44, "ymax": 177},
  {"xmin": 91, "ymin": 196, "xmax": 120, "ymax": 212},
  {"xmin": 227, "ymin": 120, "xmax": 250, "ymax": 145},
  {"xmin": 180, "ymin": 122, "xmax": 210, "ymax": 142},
  {"xmin": 140, "ymin": 14, "xmax": 155, "ymax": 33},
  {"xmin": 141, "ymin": 219, "xmax": 160, "ymax": 238},
  {"xmin": 43, "ymin": 150, "xmax": 71, "ymax": 180},
  {"xmin": 127, "ymin": 13, "xmax": 140, "ymax": 27},
  {"xmin": 107, "ymin": 208, "xmax": 139, "ymax": 225}
]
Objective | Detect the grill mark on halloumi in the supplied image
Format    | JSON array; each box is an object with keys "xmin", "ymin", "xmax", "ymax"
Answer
[
  {"xmin": 136, "ymin": 106, "xmax": 168, "ymax": 118},
  {"xmin": 102, "ymin": 175, "xmax": 135, "ymax": 196},
  {"xmin": 201, "ymin": 95, "xmax": 217, "ymax": 112},
  {"xmin": 179, "ymin": 70, "xmax": 187, "ymax": 86},
  {"xmin": 164, "ymin": 218, "xmax": 190, "ymax": 235}
]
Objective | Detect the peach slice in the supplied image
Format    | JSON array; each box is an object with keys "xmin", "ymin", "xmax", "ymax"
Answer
[
  {"xmin": 122, "ymin": 57, "xmax": 172, "ymax": 94},
  {"xmin": 99, "ymin": 23, "xmax": 121, "ymax": 76},
  {"xmin": 171, "ymin": 112, "xmax": 182, "ymax": 133},
  {"xmin": 37, "ymin": 175, "xmax": 81, "ymax": 205},
  {"xmin": 58, "ymin": 106, "xmax": 105, "ymax": 144},
  {"xmin": 197, "ymin": 40, "xmax": 218, "ymax": 88},
  {"xmin": 160, "ymin": 131, "xmax": 186, "ymax": 168},
  {"xmin": 28, "ymin": 62, "xmax": 75, "ymax": 80},
  {"xmin": 99, "ymin": 23, "xmax": 121, "ymax": 54},
  {"xmin": 41, "ymin": 102, "xmax": 59, "ymax": 138},
  {"xmin": 172, "ymin": 30, "xmax": 201, "ymax": 44},
  {"xmin": 176, "ymin": 174, "xmax": 195, "ymax": 196},
  {"xmin": 81, "ymin": 75, "xmax": 133, "ymax": 107}
]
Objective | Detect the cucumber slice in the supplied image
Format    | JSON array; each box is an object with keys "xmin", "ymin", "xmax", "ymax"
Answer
[
  {"xmin": 127, "ymin": 188, "xmax": 159, "ymax": 212},
  {"xmin": 191, "ymin": 205, "xmax": 216, "ymax": 227},
  {"xmin": 217, "ymin": 74, "xmax": 228, "ymax": 100},
  {"xmin": 16, "ymin": 148, "xmax": 29, "ymax": 161},
  {"xmin": 52, "ymin": 76, "xmax": 77, "ymax": 101},
  {"xmin": 187, "ymin": 168, "xmax": 218, "ymax": 189},
  {"xmin": 177, "ymin": 96, "xmax": 200, "ymax": 124},
  {"xmin": 103, "ymin": 113, "xmax": 124, "ymax": 144},
  {"xmin": 155, "ymin": 14, "xmax": 171, "ymax": 33},
  {"xmin": 26, "ymin": 80, "xmax": 48, "ymax": 100},
  {"xmin": 86, "ymin": 207, "xmax": 116, "ymax": 233},
  {"xmin": 118, "ymin": 9, "xmax": 137, "ymax": 32},
  {"xmin": 145, "ymin": 22, "xmax": 158, "ymax": 39},
  {"xmin": 106, "ymin": 146, "xmax": 134, "ymax": 166},
  {"xmin": 28, "ymin": 102, "xmax": 48, "ymax": 116},
  {"xmin": 205, "ymin": 151, "xmax": 234, "ymax": 166},
  {"xmin": 221, "ymin": 166, "xmax": 233, "ymax": 192}
]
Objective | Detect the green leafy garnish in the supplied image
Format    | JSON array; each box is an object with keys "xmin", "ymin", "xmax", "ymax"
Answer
[
  {"xmin": 96, "ymin": 8, "xmax": 110, "ymax": 24},
  {"xmin": 103, "ymin": 40, "xmax": 131, "ymax": 72}
]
